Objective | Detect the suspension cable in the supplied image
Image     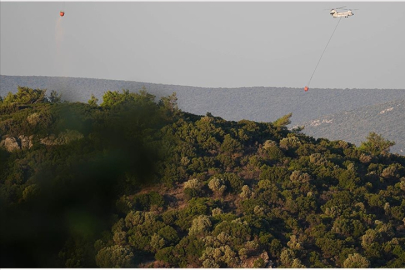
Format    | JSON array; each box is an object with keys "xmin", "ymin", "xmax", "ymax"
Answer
[{"xmin": 307, "ymin": 17, "xmax": 342, "ymax": 87}]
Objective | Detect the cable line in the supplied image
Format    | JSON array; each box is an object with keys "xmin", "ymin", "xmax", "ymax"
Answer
[{"xmin": 306, "ymin": 17, "xmax": 342, "ymax": 88}]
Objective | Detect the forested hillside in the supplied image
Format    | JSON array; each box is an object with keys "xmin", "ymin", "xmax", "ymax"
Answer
[{"xmin": 1, "ymin": 87, "xmax": 405, "ymax": 268}]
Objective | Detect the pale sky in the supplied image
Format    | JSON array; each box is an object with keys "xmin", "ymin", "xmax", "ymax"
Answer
[{"xmin": 1, "ymin": 1, "xmax": 404, "ymax": 89}]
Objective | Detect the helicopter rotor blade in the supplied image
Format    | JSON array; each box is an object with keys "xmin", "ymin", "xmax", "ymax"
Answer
[{"xmin": 324, "ymin": 6, "xmax": 346, "ymax": 10}]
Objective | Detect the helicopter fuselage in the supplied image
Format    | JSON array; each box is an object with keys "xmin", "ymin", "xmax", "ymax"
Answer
[{"xmin": 330, "ymin": 10, "xmax": 354, "ymax": 18}]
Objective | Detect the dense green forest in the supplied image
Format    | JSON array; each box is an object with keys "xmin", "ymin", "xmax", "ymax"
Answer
[{"xmin": 1, "ymin": 86, "xmax": 405, "ymax": 268}]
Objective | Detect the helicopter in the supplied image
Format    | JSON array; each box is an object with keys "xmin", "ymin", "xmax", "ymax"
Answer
[{"xmin": 327, "ymin": 6, "xmax": 356, "ymax": 18}]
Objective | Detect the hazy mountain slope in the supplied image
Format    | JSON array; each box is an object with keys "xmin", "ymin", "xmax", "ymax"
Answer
[
  {"xmin": 1, "ymin": 75, "xmax": 405, "ymax": 125},
  {"xmin": 301, "ymin": 99, "xmax": 405, "ymax": 154}
]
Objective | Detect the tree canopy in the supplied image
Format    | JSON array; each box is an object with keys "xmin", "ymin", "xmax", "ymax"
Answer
[{"xmin": 1, "ymin": 87, "xmax": 405, "ymax": 268}]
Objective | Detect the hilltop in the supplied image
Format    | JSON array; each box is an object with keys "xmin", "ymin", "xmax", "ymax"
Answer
[{"xmin": 1, "ymin": 87, "xmax": 405, "ymax": 268}]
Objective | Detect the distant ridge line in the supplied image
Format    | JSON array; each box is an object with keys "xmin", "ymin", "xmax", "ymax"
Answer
[
  {"xmin": 1, "ymin": 75, "xmax": 405, "ymax": 126},
  {"xmin": 1, "ymin": 75, "xmax": 403, "ymax": 91}
]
